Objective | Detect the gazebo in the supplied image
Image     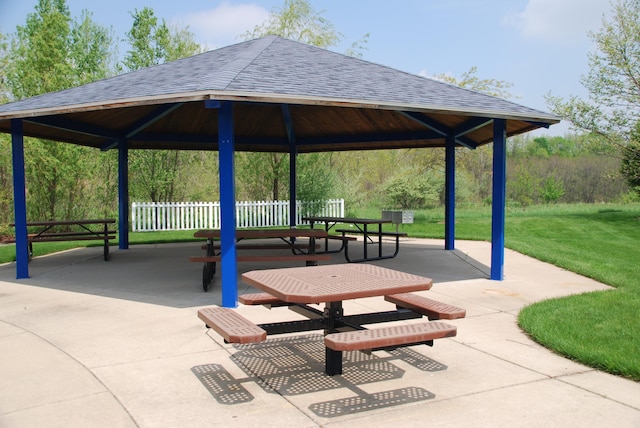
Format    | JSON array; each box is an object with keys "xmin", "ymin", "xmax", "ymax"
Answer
[{"xmin": 0, "ymin": 35, "xmax": 560, "ymax": 306}]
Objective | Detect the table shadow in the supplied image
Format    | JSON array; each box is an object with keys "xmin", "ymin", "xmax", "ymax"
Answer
[{"xmin": 192, "ymin": 334, "xmax": 446, "ymax": 418}]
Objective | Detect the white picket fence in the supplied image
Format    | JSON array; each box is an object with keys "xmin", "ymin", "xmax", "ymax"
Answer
[{"xmin": 131, "ymin": 199, "xmax": 345, "ymax": 232}]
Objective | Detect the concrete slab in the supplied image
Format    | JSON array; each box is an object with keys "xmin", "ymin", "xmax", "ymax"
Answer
[
  {"xmin": 330, "ymin": 378, "xmax": 640, "ymax": 428},
  {"xmin": 0, "ymin": 324, "xmax": 135, "ymax": 427},
  {"xmin": 0, "ymin": 238, "xmax": 637, "ymax": 427}
]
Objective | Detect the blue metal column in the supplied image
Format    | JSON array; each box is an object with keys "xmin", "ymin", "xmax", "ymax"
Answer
[
  {"xmin": 216, "ymin": 101, "xmax": 238, "ymax": 307},
  {"xmin": 289, "ymin": 143, "xmax": 297, "ymax": 228},
  {"xmin": 118, "ymin": 139, "xmax": 129, "ymax": 249},
  {"xmin": 444, "ymin": 135, "xmax": 456, "ymax": 250},
  {"xmin": 491, "ymin": 119, "xmax": 507, "ymax": 280},
  {"xmin": 11, "ymin": 119, "xmax": 29, "ymax": 279},
  {"xmin": 282, "ymin": 105, "xmax": 297, "ymax": 228}
]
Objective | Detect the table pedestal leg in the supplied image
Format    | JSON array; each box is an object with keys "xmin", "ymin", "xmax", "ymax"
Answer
[
  {"xmin": 324, "ymin": 301, "xmax": 344, "ymax": 375},
  {"xmin": 325, "ymin": 348, "xmax": 343, "ymax": 375},
  {"xmin": 306, "ymin": 236, "xmax": 317, "ymax": 266}
]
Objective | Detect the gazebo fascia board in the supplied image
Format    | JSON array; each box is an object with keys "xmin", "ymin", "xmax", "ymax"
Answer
[
  {"xmin": 0, "ymin": 90, "xmax": 558, "ymax": 132},
  {"xmin": 0, "ymin": 35, "xmax": 561, "ymax": 304},
  {"xmin": 0, "ymin": 95, "xmax": 556, "ymax": 153}
]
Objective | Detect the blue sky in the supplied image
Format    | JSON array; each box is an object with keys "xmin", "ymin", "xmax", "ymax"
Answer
[{"xmin": 1, "ymin": 0, "xmax": 613, "ymax": 136}]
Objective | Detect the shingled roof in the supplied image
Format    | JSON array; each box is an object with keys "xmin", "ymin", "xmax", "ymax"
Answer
[{"xmin": 0, "ymin": 35, "xmax": 560, "ymax": 152}]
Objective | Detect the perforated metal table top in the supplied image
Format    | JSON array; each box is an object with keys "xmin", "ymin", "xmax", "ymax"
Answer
[{"xmin": 241, "ymin": 263, "xmax": 432, "ymax": 303}]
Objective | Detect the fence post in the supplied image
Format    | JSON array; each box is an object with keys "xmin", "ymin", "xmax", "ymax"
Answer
[{"xmin": 132, "ymin": 202, "xmax": 137, "ymax": 232}]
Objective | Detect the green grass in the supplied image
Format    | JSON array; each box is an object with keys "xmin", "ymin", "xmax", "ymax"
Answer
[
  {"xmin": 0, "ymin": 230, "xmax": 201, "ymax": 263},
  {"xmin": 362, "ymin": 203, "xmax": 640, "ymax": 380},
  {"xmin": 518, "ymin": 289, "xmax": 640, "ymax": 379},
  {"xmin": 1, "ymin": 203, "xmax": 639, "ymax": 380}
]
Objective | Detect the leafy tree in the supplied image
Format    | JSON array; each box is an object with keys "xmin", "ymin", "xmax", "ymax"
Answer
[
  {"xmin": 435, "ymin": 67, "xmax": 516, "ymax": 206},
  {"xmin": 383, "ymin": 167, "xmax": 442, "ymax": 210},
  {"xmin": 0, "ymin": 34, "xmax": 9, "ymax": 103},
  {"xmin": 434, "ymin": 66, "xmax": 515, "ymax": 100},
  {"xmin": 122, "ymin": 7, "xmax": 202, "ymax": 203},
  {"xmin": 0, "ymin": 34, "xmax": 12, "ymax": 224},
  {"xmin": 121, "ymin": 7, "xmax": 200, "ymax": 72},
  {"xmin": 239, "ymin": 0, "xmax": 368, "ymax": 203},
  {"xmin": 540, "ymin": 176, "xmax": 565, "ymax": 204},
  {"xmin": 236, "ymin": 152, "xmax": 288, "ymax": 201},
  {"xmin": 546, "ymin": 0, "xmax": 640, "ymax": 195},
  {"xmin": 621, "ymin": 122, "xmax": 640, "ymax": 194},
  {"xmin": 243, "ymin": 0, "xmax": 340, "ymax": 48},
  {"xmin": 524, "ymin": 136, "xmax": 583, "ymax": 158},
  {"xmin": 122, "ymin": 7, "xmax": 167, "ymax": 70},
  {"xmin": 70, "ymin": 10, "xmax": 117, "ymax": 85},
  {"xmin": 4, "ymin": 0, "xmax": 116, "ymax": 221},
  {"xmin": 621, "ymin": 143, "xmax": 640, "ymax": 194},
  {"xmin": 508, "ymin": 163, "xmax": 541, "ymax": 207},
  {"xmin": 296, "ymin": 152, "xmax": 338, "ymax": 215},
  {"xmin": 6, "ymin": 0, "xmax": 73, "ymax": 99}
]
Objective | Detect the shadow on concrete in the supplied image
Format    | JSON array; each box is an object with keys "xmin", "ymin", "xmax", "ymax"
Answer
[
  {"xmin": 0, "ymin": 238, "xmax": 489, "ymax": 308},
  {"xmin": 192, "ymin": 333, "xmax": 447, "ymax": 417}
]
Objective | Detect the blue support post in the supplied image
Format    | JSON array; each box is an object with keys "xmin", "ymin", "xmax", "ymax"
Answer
[
  {"xmin": 11, "ymin": 119, "xmax": 29, "ymax": 279},
  {"xmin": 282, "ymin": 105, "xmax": 297, "ymax": 228},
  {"xmin": 217, "ymin": 101, "xmax": 238, "ymax": 307},
  {"xmin": 491, "ymin": 119, "xmax": 507, "ymax": 280},
  {"xmin": 444, "ymin": 135, "xmax": 456, "ymax": 250},
  {"xmin": 118, "ymin": 139, "xmax": 129, "ymax": 249},
  {"xmin": 289, "ymin": 143, "xmax": 297, "ymax": 228}
]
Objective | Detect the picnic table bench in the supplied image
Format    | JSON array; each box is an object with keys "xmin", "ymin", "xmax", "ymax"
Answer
[
  {"xmin": 303, "ymin": 216, "xmax": 406, "ymax": 262},
  {"xmin": 198, "ymin": 264, "xmax": 466, "ymax": 376},
  {"xmin": 191, "ymin": 228, "xmax": 331, "ymax": 291},
  {"xmin": 9, "ymin": 219, "xmax": 116, "ymax": 261}
]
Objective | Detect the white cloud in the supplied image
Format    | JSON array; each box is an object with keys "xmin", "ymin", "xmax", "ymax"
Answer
[
  {"xmin": 503, "ymin": 0, "xmax": 611, "ymax": 46},
  {"xmin": 418, "ymin": 69, "xmax": 453, "ymax": 81},
  {"xmin": 173, "ymin": 2, "xmax": 270, "ymax": 49}
]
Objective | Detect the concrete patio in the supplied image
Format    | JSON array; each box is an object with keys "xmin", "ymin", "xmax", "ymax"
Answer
[{"xmin": 1, "ymin": 238, "xmax": 638, "ymax": 427}]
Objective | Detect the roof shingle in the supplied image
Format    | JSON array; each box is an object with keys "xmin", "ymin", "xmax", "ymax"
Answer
[{"xmin": 0, "ymin": 35, "xmax": 558, "ymax": 123}]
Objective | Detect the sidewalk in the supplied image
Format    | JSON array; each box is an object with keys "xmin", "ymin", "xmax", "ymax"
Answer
[{"xmin": 0, "ymin": 239, "xmax": 638, "ymax": 427}]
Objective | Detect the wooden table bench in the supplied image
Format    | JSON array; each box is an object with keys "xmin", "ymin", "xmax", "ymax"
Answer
[
  {"xmin": 9, "ymin": 219, "xmax": 116, "ymax": 261},
  {"xmin": 191, "ymin": 228, "xmax": 330, "ymax": 292}
]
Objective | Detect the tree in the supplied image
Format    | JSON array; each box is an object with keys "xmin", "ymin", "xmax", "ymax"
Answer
[
  {"xmin": 540, "ymin": 176, "xmax": 565, "ymax": 204},
  {"xmin": 239, "ymin": 0, "xmax": 370, "ymax": 203},
  {"xmin": 434, "ymin": 66, "xmax": 515, "ymax": 100},
  {"xmin": 243, "ymin": 0, "xmax": 340, "ymax": 48},
  {"xmin": 236, "ymin": 152, "xmax": 288, "ymax": 201},
  {"xmin": 122, "ymin": 7, "xmax": 202, "ymax": 203},
  {"xmin": 0, "ymin": 33, "xmax": 9, "ymax": 103},
  {"xmin": 6, "ymin": 0, "xmax": 73, "ymax": 99},
  {"xmin": 69, "ymin": 10, "xmax": 117, "ymax": 85},
  {"xmin": 296, "ymin": 152, "xmax": 338, "ymax": 215},
  {"xmin": 4, "ymin": 0, "xmax": 116, "ymax": 221},
  {"xmin": 383, "ymin": 167, "xmax": 442, "ymax": 210},
  {"xmin": 546, "ymin": 0, "xmax": 640, "ymax": 195},
  {"xmin": 621, "ymin": 123, "xmax": 640, "ymax": 194},
  {"xmin": 122, "ymin": 7, "xmax": 201, "ymax": 71},
  {"xmin": 435, "ymin": 67, "xmax": 516, "ymax": 205},
  {"xmin": 0, "ymin": 34, "xmax": 13, "ymax": 224}
]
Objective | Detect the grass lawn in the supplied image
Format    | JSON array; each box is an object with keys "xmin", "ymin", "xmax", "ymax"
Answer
[
  {"xmin": 380, "ymin": 203, "xmax": 640, "ymax": 381},
  {"xmin": 0, "ymin": 230, "xmax": 201, "ymax": 262},
  {"xmin": 1, "ymin": 203, "xmax": 639, "ymax": 380}
]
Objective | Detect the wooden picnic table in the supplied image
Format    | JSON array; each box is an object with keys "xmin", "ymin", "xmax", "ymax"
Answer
[
  {"xmin": 303, "ymin": 216, "xmax": 407, "ymax": 262},
  {"xmin": 190, "ymin": 228, "xmax": 330, "ymax": 291},
  {"xmin": 9, "ymin": 219, "xmax": 116, "ymax": 261},
  {"xmin": 198, "ymin": 263, "xmax": 465, "ymax": 375}
]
